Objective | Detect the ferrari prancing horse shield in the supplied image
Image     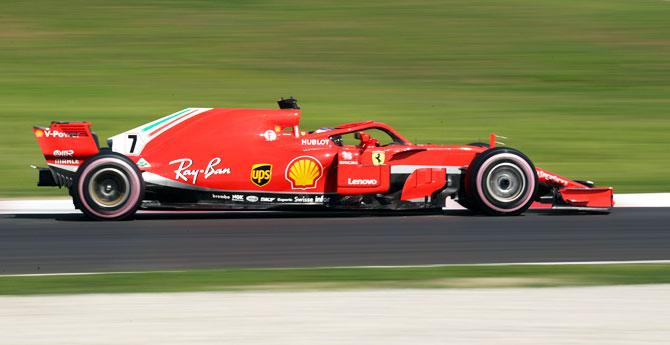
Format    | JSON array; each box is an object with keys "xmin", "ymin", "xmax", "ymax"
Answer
[{"xmin": 372, "ymin": 151, "xmax": 385, "ymax": 166}]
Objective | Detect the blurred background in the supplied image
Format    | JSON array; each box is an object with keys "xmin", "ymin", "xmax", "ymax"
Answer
[{"xmin": 1, "ymin": 0, "xmax": 669, "ymax": 196}]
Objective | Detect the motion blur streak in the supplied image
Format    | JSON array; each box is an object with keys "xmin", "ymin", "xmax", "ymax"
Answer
[
  {"xmin": 2, "ymin": 1, "xmax": 670, "ymax": 196},
  {"xmin": 1, "ymin": 208, "xmax": 669, "ymax": 274},
  {"xmin": 1, "ymin": 285, "xmax": 669, "ymax": 344}
]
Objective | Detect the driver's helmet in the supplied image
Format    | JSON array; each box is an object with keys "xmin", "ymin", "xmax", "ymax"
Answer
[{"xmin": 331, "ymin": 134, "xmax": 343, "ymax": 146}]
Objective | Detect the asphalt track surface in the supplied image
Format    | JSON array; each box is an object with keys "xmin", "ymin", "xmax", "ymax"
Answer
[{"xmin": 0, "ymin": 208, "xmax": 668, "ymax": 274}]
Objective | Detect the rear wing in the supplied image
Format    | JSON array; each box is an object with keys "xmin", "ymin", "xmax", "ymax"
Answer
[{"xmin": 33, "ymin": 122, "xmax": 100, "ymax": 186}]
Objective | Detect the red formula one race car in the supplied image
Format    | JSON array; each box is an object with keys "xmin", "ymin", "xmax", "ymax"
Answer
[{"xmin": 33, "ymin": 98, "xmax": 613, "ymax": 220}]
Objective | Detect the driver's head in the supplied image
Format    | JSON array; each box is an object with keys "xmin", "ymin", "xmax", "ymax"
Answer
[{"xmin": 331, "ymin": 135, "xmax": 343, "ymax": 146}]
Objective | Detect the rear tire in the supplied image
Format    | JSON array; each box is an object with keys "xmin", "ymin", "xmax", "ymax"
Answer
[
  {"xmin": 463, "ymin": 147, "xmax": 537, "ymax": 216},
  {"xmin": 73, "ymin": 152, "xmax": 144, "ymax": 220}
]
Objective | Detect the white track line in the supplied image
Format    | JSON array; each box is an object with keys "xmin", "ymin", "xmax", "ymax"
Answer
[
  {"xmin": 1, "ymin": 193, "xmax": 669, "ymax": 214},
  {"xmin": 342, "ymin": 260, "xmax": 670, "ymax": 269},
  {"xmin": 614, "ymin": 193, "xmax": 670, "ymax": 207},
  {"xmin": 0, "ymin": 198, "xmax": 77, "ymax": 214},
  {"xmin": 2, "ymin": 260, "xmax": 670, "ymax": 278}
]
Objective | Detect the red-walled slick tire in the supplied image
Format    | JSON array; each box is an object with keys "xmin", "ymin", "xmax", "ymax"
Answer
[
  {"xmin": 72, "ymin": 152, "xmax": 144, "ymax": 220},
  {"xmin": 464, "ymin": 147, "xmax": 537, "ymax": 216}
]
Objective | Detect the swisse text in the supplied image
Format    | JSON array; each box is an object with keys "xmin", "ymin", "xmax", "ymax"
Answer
[
  {"xmin": 169, "ymin": 157, "xmax": 232, "ymax": 184},
  {"xmin": 292, "ymin": 195, "xmax": 329, "ymax": 203},
  {"xmin": 347, "ymin": 178, "xmax": 378, "ymax": 186},
  {"xmin": 53, "ymin": 149, "xmax": 74, "ymax": 157}
]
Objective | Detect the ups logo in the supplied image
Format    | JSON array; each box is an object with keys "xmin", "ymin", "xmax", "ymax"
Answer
[{"xmin": 250, "ymin": 164, "xmax": 272, "ymax": 187}]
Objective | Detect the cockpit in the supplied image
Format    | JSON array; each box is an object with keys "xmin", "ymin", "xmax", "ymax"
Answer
[{"xmin": 328, "ymin": 127, "xmax": 404, "ymax": 149}]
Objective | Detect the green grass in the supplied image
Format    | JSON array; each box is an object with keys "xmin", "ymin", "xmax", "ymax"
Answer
[
  {"xmin": 2, "ymin": 0, "xmax": 669, "ymax": 196},
  {"xmin": 1, "ymin": 264, "xmax": 669, "ymax": 295}
]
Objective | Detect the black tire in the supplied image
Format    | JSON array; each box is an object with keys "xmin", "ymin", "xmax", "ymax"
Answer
[
  {"xmin": 463, "ymin": 147, "xmax": 537, "ymax": 216},
  {"xmin": 72, "ymin": 152, "xmax": 144, "ymax": 220}
]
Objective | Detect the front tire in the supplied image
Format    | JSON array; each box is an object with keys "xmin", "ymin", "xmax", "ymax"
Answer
[
  {"xmin": 72, "ymin": 152, "xmax": 144, "ymax": 220},
  {"xmin": 463, "ymin": 147, "xmax": 537, "ymax": 216}
]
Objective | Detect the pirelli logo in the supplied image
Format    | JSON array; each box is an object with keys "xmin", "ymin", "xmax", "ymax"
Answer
[{"xmin": 250, "ymin": 164, "xmax": 272, "ymax": 187}]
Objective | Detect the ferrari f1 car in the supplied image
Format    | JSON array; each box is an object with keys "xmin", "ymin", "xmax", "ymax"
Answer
[{"xmin": 33, "ymin": 98, "xmax": 613, "ymax": 220}]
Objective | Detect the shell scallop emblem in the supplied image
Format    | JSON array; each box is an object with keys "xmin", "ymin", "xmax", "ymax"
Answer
[{"xmin": 285, "ymin": 156, "xmax": 323, "ymax": 190}]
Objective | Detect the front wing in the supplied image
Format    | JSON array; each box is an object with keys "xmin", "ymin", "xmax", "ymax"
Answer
[{"xmin": 532, "ymin": 168, "xmax": 613, "ymax": 212}]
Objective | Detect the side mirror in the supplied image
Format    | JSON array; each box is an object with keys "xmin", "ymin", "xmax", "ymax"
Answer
[{"xmin": 354, "ymin": 132, "xmax": 361, "ymax": 140}]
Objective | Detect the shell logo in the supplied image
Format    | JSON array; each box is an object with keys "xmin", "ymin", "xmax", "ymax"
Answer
[
  {"xmin": 285, "ymin": 156, "xmax": 323, "ymax": 190},
  {"xmin": 34, "ymin": 129, "xmax": 44, "ymax": 138}
]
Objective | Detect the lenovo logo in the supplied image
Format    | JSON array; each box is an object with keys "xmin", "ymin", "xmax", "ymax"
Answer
[{"xmin": 347, "ymin": 178, "xmax": 378, "ymax": 186}]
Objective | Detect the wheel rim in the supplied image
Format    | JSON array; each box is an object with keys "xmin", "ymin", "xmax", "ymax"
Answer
[
  {"xmin": 87, "ymin": 168, "xmax": 130, "ymax": 208},
  {"xmin": 485, "ymin": 162, "xmax": 526, "ymax": 204}
]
